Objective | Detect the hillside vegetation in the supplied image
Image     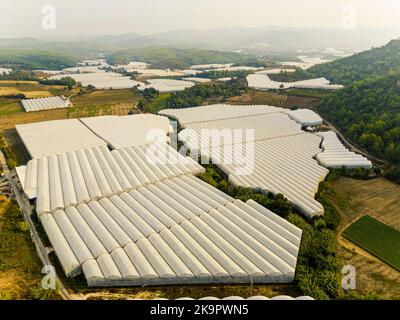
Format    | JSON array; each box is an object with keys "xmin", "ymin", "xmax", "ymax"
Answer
[
  {"xmin": 106, "ymin": 48, "xmax": 258, "ymax": 69},
  {"xmin": 163, "ymin": 79, "xmax": 247, "ymax": 109},
  {"xmin": 307, "ymin": 39, "xmax": 400, "ymax": 85},
  {"xmin": 0, "ymin": 49, "xmax": 81, "ymax": 70},
  {"xmin": 318, "ymin": 72, "xmax": 400, "ymax": 163}
]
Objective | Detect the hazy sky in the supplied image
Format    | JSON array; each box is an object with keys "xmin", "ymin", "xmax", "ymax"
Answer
[{"xmin": 1, "ymin": 0, "xmax": 400, "ymax": 38}]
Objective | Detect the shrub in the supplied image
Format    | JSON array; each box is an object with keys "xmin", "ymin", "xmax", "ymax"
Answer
[
  {"xmin": 0, "ymin": 291, "xmax": 13, "ymax": 300},
  {"xmin": 24, "ymin": 283, "xmax": 56, "ymax": 300}
]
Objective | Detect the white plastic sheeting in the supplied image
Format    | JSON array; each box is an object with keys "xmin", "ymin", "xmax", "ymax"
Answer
[
  {"xmin": 21, "ymin": 96, "xmax": 70, "ymax": 112},
  {"xmin": 50, "ymin": 72, "xmax": 143, "ymax": 89},
  {"xmin": 138, "ymin": 79, "xmax": 195, "ymax": 93},
  {"xmin": 39, "ymin": 175, "xmax": 302, "ymax": 287},
  {"xmin": 247, "ymin": 74, "xmax": 344, "ymax": 90},
  {"xmin": 27, "ymin": 144, "xmax": 203, "ymax": 213},
  {"xmin": 0, "ymin": 67, "xmax": 12, "ymax": 75},
  {"xmin": 284, "ymin": 109, "xmax": 324, "ymax": 127},
  {"xmin": 159, "ymin": 105, "xmax": 329, "ymax": 218},
  {"xmin": 256, "ymin": 69, "xmax": 296, "ymax": 75},
  {"xmin": 159, "ymin": 104, "xmax": 284, "ymax": 127},
  {"xmin": 217, "ymin": 66, "xmax": 262, "ymax": 72},
  {"xmin": 134, "ymin": 69, "xmax": 186, "ymax": 77},
  {"xmin": 190, "ymin": 64, "xmax": 232, "ymax": 70},
  {"xmin": 182, "ymin": 77, "xmax": 212, "ymax": 83},
  {"xmin": 16, "ymin": 119, "xmax": 107, "ymax": 159},
  {"xmin": 182, "ymin": 134, "xmax": 328, "ymax": 218},
  {"xmin": 178, "ymin": 113, "xmax": 303, "ymax": 146},
  {"xmin": 15, "ymin": 165, "xmax": 27, "ymax": 190},
  {"xmin": 217, "ymin": 77, "xmax": 232, "ymax": 82},
  {"xmin": 80, "ymin": 115, "xmax": 171, "ymax": 149},
  {"xmin": 316, "ymin": 131, "xmax": 372, "ymax": 169}
]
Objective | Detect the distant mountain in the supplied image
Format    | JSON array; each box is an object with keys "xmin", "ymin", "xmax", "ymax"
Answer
[
  {"xmin": 2, "ymin": 26, "xmax": 397, "ymax": 55},
  {"xmin": 0, "ymin": 28, "xmax": 398, "ymax": 70},
  {"xmin": 87, "ymin": 27, "xmax": 400, "ymax": 54},
  {"xmin": 308, "ymin": 39, "xmax": 400, "ymax": 84}
]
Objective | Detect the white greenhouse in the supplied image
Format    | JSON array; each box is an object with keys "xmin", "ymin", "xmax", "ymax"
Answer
[
  {"xmin": 15, "ymin": 113, "xmax": 308, "ymax": 287},
  {"xmin": 159, "ymin": 104, "xmax": 284, "ymax": 127},
  {"xmin": 138, "ymin": 79, "xmax": 195, "ymax": 93},
  {"xmin": 39, "ymin": 179, "xmax": 302, "ymax": 286},
  {"xmin": 160, "ymin": 105, "xmax": 329, "ymax": 218},
  {"xmin": 21, "ymin": 96, "xmax": 70, "ymax": 112},
  {"xmin": 246, "ymin": 74, "xmax": 344, "ymax": 90},
  {"xmin": 284, "ymin": 109, "xmax": 324, "ymax": 127},
  {"xmin": 20, "ymin": 143, "xmax": 302, "ymax": 286},
  {"xmin": 317, "ymin": 131, "xmax": 372, "ymax": 169},
  {"xmin": 16, "ymin": 119, "xmax": 107, "ymax": 159},
  {"xmin": 23, "ymin": 143, "xmax": 204, "ymax": 206},
  {"xmin": 80, "ymin": 115, "xmax": 172, "ymax": 149}
]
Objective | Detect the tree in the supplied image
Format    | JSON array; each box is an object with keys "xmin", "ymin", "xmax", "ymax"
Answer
[{"xmin": 137, "ymin": 100, "xmax": 145, "ymax": 112}]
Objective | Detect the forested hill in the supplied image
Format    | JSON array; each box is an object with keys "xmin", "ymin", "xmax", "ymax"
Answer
[
  {"xmin": 0, "ymin": 48, "xmax": 83, "ymax": 70},
  {"xmin": 106, "ymin": 48, "xmax": 261, "ymax": 69},
  {"xmin": 318, "ymin": 72, "xmax": 400, "ymax": 163},
  {"xmin": 307, "ymin": 39, "xmax": 400, "ymax": 85}
]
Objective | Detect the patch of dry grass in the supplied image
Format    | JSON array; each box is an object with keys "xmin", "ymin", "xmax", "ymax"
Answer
[{"xmin": 332, "ymin": 177, "xmax": 400, "ymax": 299}]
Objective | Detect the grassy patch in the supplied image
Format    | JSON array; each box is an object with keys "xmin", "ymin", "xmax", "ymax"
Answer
[
  {"xmin": 67, "ymin": 105, "xmax": 112, "ymax": 118},
  {"xmin": 3, "ymin": 130, "xmax": 31, "ymax": 166},
  {"xmin": 285, "ymin": 89, "xmax": 330, "ymax": 99},
  {"xmin": 0, "ymin": 98, "xmax": 22, "ymax": 116},
  {"xmin": 343, "ymin": 215, "xmax": 400, "ymax": 271},
  {"xmin": 71, "ymin": 89, "xmax": 139, "ymax": 108},
  {"xmin": 0, "ymin": 199, "xmax": 58, "ymax": 299},
  {"xmin": 0, "ymin": 83, "xmax": 71, "ymax": 99},
  {"xmin": 0, "ymin": 108, "xmax": 67, "ymax": 131},
  {"xmin": 77, "ymin": 283, "xmax": 302, "ymax": 300},
  {"xmin": 0, "ymin": 134, "xmax": 18, "ymax": 168},
  {"xmin": 144, "ymin": 93, "xmax": 171, "ymax": 113}
]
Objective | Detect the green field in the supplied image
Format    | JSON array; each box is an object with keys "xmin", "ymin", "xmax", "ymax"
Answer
[
  {"xmin": 343, "ymin": 215, "xmax": 400, "ymax": 271},
  {"xmin": 144, "ymin": 93, "xmax": 171, "ymax": 113}
]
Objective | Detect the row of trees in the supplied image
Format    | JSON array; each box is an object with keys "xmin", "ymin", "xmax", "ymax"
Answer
[
  {"xmin": 0, "ymin": 70, "xmax": 38, "ymax": 81},
  {"xmin": 39, "ymin": 76, "xmax": 77, "ymax": 90},
  {"xmin": 195, "ymin": 70, "xmax": 252, "ymax": 80},
  {"xmin": 164, "ymin": 79, "xmax": 247, "ymax": 109}
]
